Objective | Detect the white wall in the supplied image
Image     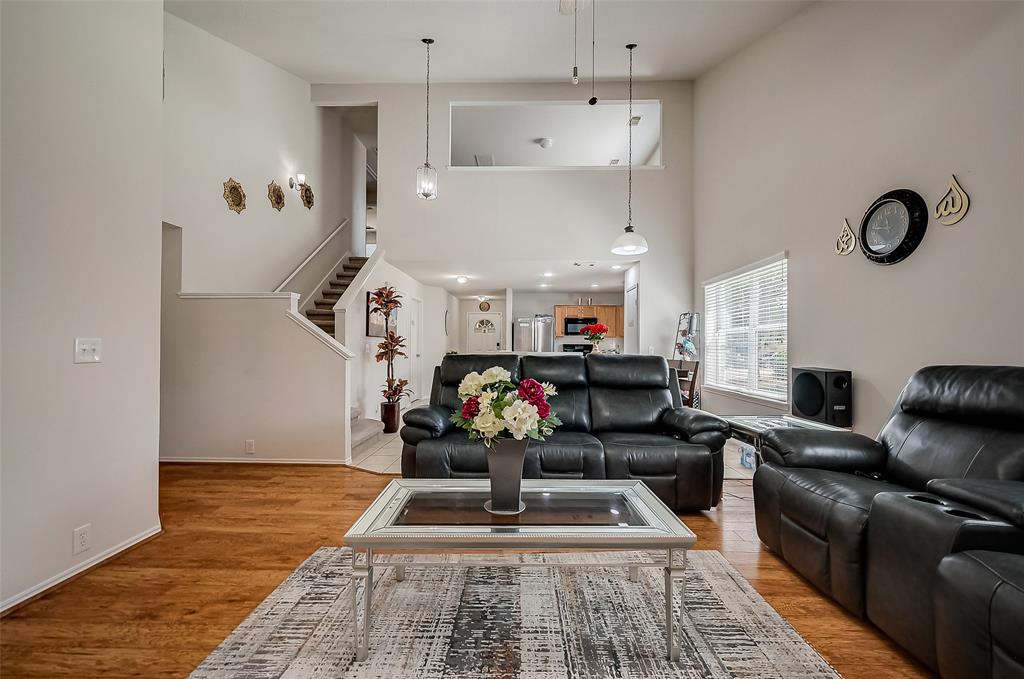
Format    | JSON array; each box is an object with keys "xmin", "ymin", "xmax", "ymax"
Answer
[
  {"xmin": 693, "ymin": 1, "xmax": 1024, "ymax": 434},
  {"xmin": 163, "ymin": 13, "xmax": 352, "ymax": 292},
  {"xmin": 160, "ymin": 234, "xmax": 351, "ymax": 467},
  {"xmin": 312, "ymin": 80, "xmax": 694, "ymax": 357},
  {"xmin": 1, "ymin": 0, "xmax": 163, "ymax": 610}
]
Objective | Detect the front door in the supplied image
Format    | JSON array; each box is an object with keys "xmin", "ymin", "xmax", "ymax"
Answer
[{"xmin": 466, "ymin": 312, "xmax": 503, "ymax": 353}]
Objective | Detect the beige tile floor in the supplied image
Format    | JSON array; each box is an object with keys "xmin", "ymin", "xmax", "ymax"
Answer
[{"xmin": 350, "ymin": 432, "xmax": 403, "ymax": 474}]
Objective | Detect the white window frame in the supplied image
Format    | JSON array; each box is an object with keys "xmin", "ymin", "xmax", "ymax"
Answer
[{"xmin": 702, "ymin": 253, "xmax": 789, "ymax": 406}]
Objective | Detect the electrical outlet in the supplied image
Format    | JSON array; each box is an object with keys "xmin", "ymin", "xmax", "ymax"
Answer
[
  {"xmin": 244, "ymin": 439, "xmax": 256, "ymax": 455},
  {"xmin": 74, "ymin": 338, "xmax": 102, "ymax": 364},
  {"xmin": 73, "ymin": 524, "xmax": 92, "ymax": 555}
]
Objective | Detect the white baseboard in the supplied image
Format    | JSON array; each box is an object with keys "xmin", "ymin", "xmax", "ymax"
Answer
[
  {"xmin": 160, "ymin": 456, "xmax": 350, "ymax": 465},
  {"xmin": 1, "ymin": 523, "xmax": 163, "ymax": 613}
]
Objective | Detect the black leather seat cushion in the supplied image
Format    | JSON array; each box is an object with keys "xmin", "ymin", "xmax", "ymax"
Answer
[
  {"xmin": 524, "ymin": 431, "xmax": 604, "ymax": 479},
  {"xmin": 522, "ymin": 355, "xmax": 591, "ymax": 432},
  {"xmin": 599, "ymin": 432, "xmax": 716, "ymax": 510},
  {"xmin": 414, "ymin": 432, "xmax": 488, "ymax": 478},
  {"xmin": 753, "ymin": 463, "xmax": 910, "ymax": 615},
  {"xmin": 935, "ymin": 550, "xmax": 1024, "ymax": 679}
]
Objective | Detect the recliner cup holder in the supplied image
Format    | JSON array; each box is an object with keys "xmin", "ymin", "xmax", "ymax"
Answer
[
  {"xmin": 907, "ymin": 494, "xmax": 945, "ymax": 505},
  {"xmin": 943, "ymin": 508, "xmax": 986, "ymax": 520}
]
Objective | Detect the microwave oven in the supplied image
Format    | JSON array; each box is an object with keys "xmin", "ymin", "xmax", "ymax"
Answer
[{"xmin": 564, "ymin": 317, "xmax": 598, "ymax": 336}]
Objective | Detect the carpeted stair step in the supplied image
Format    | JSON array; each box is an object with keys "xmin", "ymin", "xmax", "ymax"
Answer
[
  {"xmin": 306, "ymin": 309, "xmax": 333, "ymax": 319},
  {"xmin": 328, "ymin": 280, "xmax": 350, "ymax": 290},
  {"xmin": 352, "ymin": 417, "xmax": 385, "ymax": 449},
  {"xmin": 342, "ymin": 263, "xmax": 363, "ymax": 273},
  {"xmin": 309, "ymin": 318, "xmax": 335, "ymax": 332},
  {"xmin": 336, "ymin": 273, "xmax": 357, "ymax": 282},
  {"xmin": 320, "ymin": 290, "xmax": 342, "ymax": 301},
  {"xmin": 314, "ymin": 300, "xmax": 335, "ymax": 310}
]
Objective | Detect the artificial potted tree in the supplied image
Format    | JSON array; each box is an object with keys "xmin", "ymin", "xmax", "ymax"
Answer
[{"xmin": 369, "ymin": 286, "xmax": 411, "ymax": 432}]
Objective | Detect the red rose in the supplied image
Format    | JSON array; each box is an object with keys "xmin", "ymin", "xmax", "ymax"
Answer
[
  {"xmin": 517, "ymin": 378, "xmax": 546, "ymax": 405},
  {"xmin": 461, "ymin": 396, "xmax": 481, "ymax": 419},
  {"xmin": 536, "ymin": 400, "xmax": 551, "ymax": 419}
]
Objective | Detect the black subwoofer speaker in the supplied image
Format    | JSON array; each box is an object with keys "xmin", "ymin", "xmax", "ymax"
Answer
[{"xmin": 791, "ymin": 367, "xmax": 852, "ymax": 427}]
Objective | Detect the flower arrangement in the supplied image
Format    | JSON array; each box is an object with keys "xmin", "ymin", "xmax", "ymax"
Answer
[
  {"xmin": 368, "ymin": 286, "xmax": 412, "ymax": 404},
  {"xmin": 450, "ymin": 367, "xmax": 562, "ymax": 446},
  {"xmin": 581, "ymin": 322, "xmax": 609, "ymax": 349}
]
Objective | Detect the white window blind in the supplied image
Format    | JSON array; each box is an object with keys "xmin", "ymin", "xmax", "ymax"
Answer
[{"xmin": 704, "ymin": 256, "xmax": 788, "ymax": 402}]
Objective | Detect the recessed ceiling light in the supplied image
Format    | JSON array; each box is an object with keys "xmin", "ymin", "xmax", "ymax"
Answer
[
  {"xmin": 456, "ymin": 275, "xmax": 468, "ymax": 284},
  {"xmin": 590, "ymin": 283, "xmax": 600, "ymax": 288},
  {"xmin": 542, "ymin": 272, "xmax": 554, "ymax": 277},
  {"xmin": 539, "ymin": 283, "xmax": 550, "ymax": 288},
  {"xmin": 611, "ymin": 264, "xmax": 622, "ymax": 270}
]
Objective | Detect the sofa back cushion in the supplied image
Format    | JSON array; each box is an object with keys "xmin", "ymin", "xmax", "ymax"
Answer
[
  {"xmin": 436, "ymin": 354, "xmax": 522, "ymax": 411},
  {"xmin": 881, "ymin": 365, "xmax": 1024, "ymax": 489},
  {"xmin": 522, "ymin": 355, "xmax": 591, "ymax": 431},
  {"xmin": 587, "ymin": 354, "xmax": 674, "ymax": 433}
]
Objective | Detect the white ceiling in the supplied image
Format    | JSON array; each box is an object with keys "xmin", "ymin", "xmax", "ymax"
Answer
[
  {"xmin": 396, "ymin": 258, "xmax": 634, "ymax": 298},
  {"xmin": 165, "ymin": 1, "xmax": 811, "ymax": 84},
  {"xmin": 451, "ymin": 101, "xmax": 661, "ymax": 167}
]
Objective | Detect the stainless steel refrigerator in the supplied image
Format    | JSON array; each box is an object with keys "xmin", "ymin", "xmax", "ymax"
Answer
[{"xmin": 513, "ymin": 315, "xmax": 554, "ymax": 352}]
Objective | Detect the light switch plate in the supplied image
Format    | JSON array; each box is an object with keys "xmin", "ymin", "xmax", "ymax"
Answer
[{"xmin": 74, "ymin": 338, "xmax": 102, "ymax": 364}]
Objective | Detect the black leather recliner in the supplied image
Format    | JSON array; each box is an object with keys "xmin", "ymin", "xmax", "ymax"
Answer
[
  {"xmin": 753, "ymin": 365, "xmax": 1024, "ymax": 675},
  {"xmin": 400, "ymin": 353, "xmax": 731, "ymax": 511}
]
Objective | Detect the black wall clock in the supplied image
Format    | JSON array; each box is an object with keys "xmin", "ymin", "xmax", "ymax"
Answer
[{"xmin": 858, "ymin": 189, "xmax": 928, "ymax": 265}]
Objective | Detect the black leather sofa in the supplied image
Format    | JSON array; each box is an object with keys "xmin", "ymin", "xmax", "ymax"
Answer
[
  {"xmin": 753, "ymin": 365, "xmax": 1024, "ymax": 675},
  {"xmin": 400, "ymin": 353, "xmax": 731, "ymax": 511}
]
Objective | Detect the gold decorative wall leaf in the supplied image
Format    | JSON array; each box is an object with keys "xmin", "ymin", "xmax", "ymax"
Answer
[
  {"xmin": 223, "ymin": 178, "xmax": 246, "ymax": 214},
  {"xmin": 267, "ymin": 181, "xmax": 285, "ymax": 211},
  {"xmin": 835, "ymin": 218, "xmax": 856, "ymax": 255},
  {"xmin": 299, "ymin": 182, "xmax": 315, "ymax": 210},
  {"xmin": 934, "ymin": 174, "xmax": 970, "ymax": 226}
]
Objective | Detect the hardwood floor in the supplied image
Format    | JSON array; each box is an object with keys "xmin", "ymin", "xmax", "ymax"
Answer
[{"xmin": 0, "ymin": 465, "xmax": 930, "ymax": 678}]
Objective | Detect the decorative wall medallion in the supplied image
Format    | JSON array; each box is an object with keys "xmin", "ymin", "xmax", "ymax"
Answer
[
  {"xmin": 858, "ymin": 189, "xmax": 928, "ymax": 266},
  {"xmin": 835, "ymin": 218, "xmax": 857, "ymax": 256},
  {"xmin": 223, "ymin": 178, "xmax": 246, "ymax": 214},
  {"xmin": 299, "ymin": 182, "xmax": 315, "ymax": 210},
  {"xmin": 267, "ymin": 181, "xmax": 285, "ymax": 211},
  {"xmin": 933, "ymin": 174, "xmax": 970, "ymax": 226}
]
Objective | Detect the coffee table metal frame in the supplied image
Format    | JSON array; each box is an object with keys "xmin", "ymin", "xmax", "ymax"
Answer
[{"xmin": 343, "ymin": 479, "xmax": 696, "ymax": 663}]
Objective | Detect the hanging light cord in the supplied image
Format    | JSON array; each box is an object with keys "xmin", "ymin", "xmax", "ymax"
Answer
[
  {"xmin": 424, "ymin": 40, "xmax": 431, "ymax": 165},
  {"xmin": 573, "ymin": 3, "xmax": 577, "ymax": 73},
  {"xmin": 591, "ymin": 0, "xmax": 597, "ymax": 100},
  {"xmin": 627, "ymin": 45, "xmax": 633, "ymax": 228}
]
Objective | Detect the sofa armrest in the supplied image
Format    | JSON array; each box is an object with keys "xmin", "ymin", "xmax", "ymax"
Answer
[
  {"xmin": 401, "ymin": 405, "xmax": 454, "ymax": 439},
  {"xmin": 661, "ymin": 407, "xmax": 730, "ymax": 450},
  {"xmin": 927, "ymin": 479, "xmax": 1024, "ymax": 530},
  {"xmin": 762, "ymin": 429, "xmax": 886, "ymax": 472}
]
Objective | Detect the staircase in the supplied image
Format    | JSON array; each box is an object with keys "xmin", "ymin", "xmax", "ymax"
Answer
[{"xmin": 304, "ymin": 255, "xmax": 369, "ymax": 337}]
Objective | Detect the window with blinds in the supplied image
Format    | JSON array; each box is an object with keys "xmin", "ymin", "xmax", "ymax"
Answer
[{"xmin": 703, "ymin": 256, "xmax": 788, "ymax": 403}]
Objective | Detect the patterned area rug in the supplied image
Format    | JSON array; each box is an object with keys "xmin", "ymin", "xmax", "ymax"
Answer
[{"xmin": 191, "ymin": 548, "xmax": 840, "ymax": 678}]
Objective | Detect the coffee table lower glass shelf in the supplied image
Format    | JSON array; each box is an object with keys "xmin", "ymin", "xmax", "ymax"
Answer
[{"xmin": 343, "ymin": 479, "xmax": 697, "ymax": 663}]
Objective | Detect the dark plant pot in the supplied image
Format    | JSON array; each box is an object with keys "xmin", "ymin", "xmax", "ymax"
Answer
[
  {"xmin": 381, "ymin": 402, "xmax": 401, "ymax": 434},
  {"xmin": 484, "ymin": 438, "xmax": 529, "ymax": 515}
]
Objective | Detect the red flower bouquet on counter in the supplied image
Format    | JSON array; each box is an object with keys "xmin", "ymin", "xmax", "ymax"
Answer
[{"xmin": 580, "ymin": 323, "xmax": 609, "ymax": 352}]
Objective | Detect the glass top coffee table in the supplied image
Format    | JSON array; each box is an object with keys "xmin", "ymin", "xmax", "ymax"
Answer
[{"xmin": 344, "ymin": 479, "xmax": 696, "ymax": 663}]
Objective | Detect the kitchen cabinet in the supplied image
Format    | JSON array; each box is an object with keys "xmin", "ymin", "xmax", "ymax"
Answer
[{"xmin": 554, "ymin": 304, "xmax": 624, "ymax": 338}]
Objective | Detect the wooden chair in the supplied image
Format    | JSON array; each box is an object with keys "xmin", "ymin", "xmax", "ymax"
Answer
[{"xmin": 668, "ymin": 360, "xmax": 700, "ymax": 408}]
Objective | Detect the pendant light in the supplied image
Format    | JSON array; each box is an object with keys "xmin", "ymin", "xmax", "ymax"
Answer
[
  {"xmin": 415, "ymin": 38, "xmax": 437, "ymax": 200},
  {"xmin": 611, "ymin": 43, "xmax": 649, "ymax": 256}
]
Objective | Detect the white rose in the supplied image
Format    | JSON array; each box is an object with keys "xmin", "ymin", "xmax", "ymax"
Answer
[
  {"xmin": 481, "ymin": 366, "xmax": 512, "ymax": 384},
  {"xmin": 458, "ymin": 372, "xmax": 485, "ymax": 398},
  {"xmin": 502, "ymin": 399, "xmax": 539, "ymax": 440},
  {"xmin": 478, "ymin": 390, "xmax": 496, "ymax": 406},
  {"xmin": 542, "ymin": 382, "xmax": 558, "ymax": 397},
  {"xmin": 473, "ymin": 410, "xmax": 506, "ymax": 438}
]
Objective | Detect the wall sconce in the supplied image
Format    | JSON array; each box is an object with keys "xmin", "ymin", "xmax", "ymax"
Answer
[{"xmin": 288, "ymin": 173, "xmax": 306, "ymax": 190}]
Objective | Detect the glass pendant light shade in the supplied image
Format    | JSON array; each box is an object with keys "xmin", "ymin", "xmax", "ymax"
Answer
[
  {"xmin": 416, "ymin": 38, "xmax": 437, "ymax": 201},
  {"xmin": 611, "ymin": 42, "xmax": 650, "ymax": 256},
  {"xmin": 416, "ymin": 162, "xmax": 438, "ymax": 200},
  {"xmin": 611, "ymin": 226, "xmax": 649, "ymax": 255}
]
